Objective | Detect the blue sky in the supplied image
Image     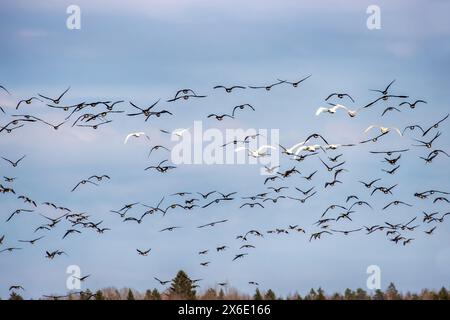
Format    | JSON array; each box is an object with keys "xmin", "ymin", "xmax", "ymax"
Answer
[{"xmin": 0, "ymin": 0, "xmax": 450, "ymax": 298}]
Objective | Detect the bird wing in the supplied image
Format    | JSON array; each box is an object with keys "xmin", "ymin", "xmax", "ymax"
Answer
[
  {"xmin": 364, "ymin": 125, "xmax": 378, "ymax": 133},
  {"xmin": 257, "ymin": 145, "xmax": 276, "ymax": 153},
  {"xmin": 333, "ymin": 104, "xmax": 349, "ymax": 112},
  {"xmin": 392, "ymin": 127, "xmax": 402, "ymax": 136},
  {"xmin": 234, "ymin": 147, "xmax": 248, "ymax": 153},
  {"xmin": 124, "ymin": 133, "xmax": 133, "ymax": 144},
  {"xmin": 315, "ymin": 107, "xmax": 328, "ymax": 116}
]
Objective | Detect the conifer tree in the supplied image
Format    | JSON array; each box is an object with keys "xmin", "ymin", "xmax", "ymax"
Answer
[
  {"xmin": 438, "ymin": 287, "xmax": 449, "ymax": 300},
  {"xmin": 151, "ymin": 288, "xmax": 161, "ymax": 300},
  {"xmin": 170, "ymin": 270, "xmax": 196, "ymax": 299},
  {"xmin": 9, "ymin": 292, "xmax": 23, "ymax": 300},
  {"xmin": 253, "ymin": 288, "xmax": 263, "ymax": 300},
  {"xmin": 386, "ymin": 282, "xmax": 400, "ymax": 300},
  {"xmin": 95, "ymin": 290, "xmax": 105, "ymax": 300},
  {"xmin": 218, "ymin": 288, "xmax": 225, "ymax": 300},
  {"xmin": 316, "ymin": 287, "xmax": 326, "ymax": 300},
  {"xmin": 264, "ymin": 289, "xmax": 276, "ymax": 300},
  {"xmin": 373, "ymin": 289, "xmax": 385, "ymax": 300},
  {"xmin": 127, "ymin": 289, "xmax": 135, "ymax": 300}
]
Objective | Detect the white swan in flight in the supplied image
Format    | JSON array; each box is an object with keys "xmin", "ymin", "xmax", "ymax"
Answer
[
  {"xmin": 172, "ymin": 128, "xmax": 190, "ymax": 138},
  {"xmin": 235, "ymin": 145, "xmax": 276, "ymax": 158},
  {"xmin": 280, "ymin": 141, "xmax": 308, "ymax": 155},
  {"xmin": 324, "ymin": 144, "xmax": 355, "ymax": 150},
  {"xmin": 364, "ymin": 125, "xmax": 402, "ymax": 136},
  {"xmin": 316, "ymin": 103, "xmax": 361, "ymax": 118},
  {"xmin": 316, "ymin": 104, "xmax": 348, "ymax": 116},
  {"xmin": 124, "ymin": 132, "xmax": 150, "ymax": 144},
  {"xmin": 295, "ymin": 144, "xmax": 323, "ymax": 154}
]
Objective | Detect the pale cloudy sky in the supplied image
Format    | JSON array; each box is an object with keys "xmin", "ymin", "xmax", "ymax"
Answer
[{"xmin": 0, "ymin": 0, "xmax": 449, "ymax": 298}]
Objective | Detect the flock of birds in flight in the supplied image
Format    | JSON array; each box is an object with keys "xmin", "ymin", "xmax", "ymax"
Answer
[{"xmin": 0, "ymin": 77, "xmax": 449, "ymax": 299}]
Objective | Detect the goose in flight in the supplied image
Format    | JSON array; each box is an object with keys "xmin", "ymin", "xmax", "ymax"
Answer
[
  {"xmin": 213, "ymin": 85, "xmax": 246, "ymax": 92},
  {"xmin": 159, "ymin": 226, "xmax": 181, "ymax": 232},
  {"xmin": 197, "ymin": 219, "xmax": 228, "ymax": 228},
  {"xmin": 0, "ymin": 247, "xmax": 22, "ymax": 253},
  {"xmin": 232, "ymin": 104, "xmax": 255, "ymax": 117},
  {"xmin": 369, "ymin": 149, "xmax": 409, "ymax": 156},
  {"xmin": 363, "ymin": 94, "xmax": 409, "ymax": 109},
  {"xmin": 18, "ymin": 195, "xmax": 37, "ymax": 207},
  {"xmin": 167, "ymin": 93, "xmax": 206, "ymax": 102},
  {"xmin": 45, "ymin": 250, "xmax": 68, "ymax": 259},
  {"xmin": 399, "ymin": 100, "xmax": 427, "ymax": 109},
  {"xmin": 6, "ymin": 209, "xmax": 34, "ymax": 222},
  {"xmin": 325, "ymin": 93, "xmax": 355, "ymax": 103},
  {"xmin": 235, "ymin": 145, "xmax": 276, "ymax": 158},
  {"xmin": 9, "ymin": 285, "xmax": 25, "ymax": 291},
  {"xmin": 402, "ymin": 124, "xmax": 424, "ymax": 135},
  {"xmin": 71, "ymin": 179, "xmax": 98, "ymax": 192},
  {"xmin": 421, "ymin": 114, "xmax": 448, "ymax": 137},
  {"xmin": 382, "ymin": 201, "xmax": 412, "ymax": 210},
  {"xmin": 4, "ymin": 176, "xmax": 17, "ymax": 182},
  {"xmin": 127, "ymin": 100, "xmax": 160, "ymax": 119},
  {"xmin": 62, "ymin": 229, "xmax": 81, "ymax": 239},
  {"xmin": 18, "ymin": 236, "xmax": 45, "ymax": 245},
  {"xmin": 319, "ymin": 158, "xmax": 345, "ymax": 172},
  {"xmin": 16, "ymin": 97, "xmax": 43, "ymax": 109},
  {"xmin": 348, "ymin": 201, "xmax": 373, "ymax": 211},
  {"xmin": 148, "ymin": 145, "xmax": 170, "ymax": 157},
  {"xmin": 424, "ymin": 226, "xmax": 436, "ymax": 235},
  {"xmin": 382, "ymin": 165, "xmax": 400, "ymax": 175},
  {"xmin": 295, "ymin": 187, "xmax": 315, "ymax": 196},
  {"xmin": 136, "ymin": 248, "xmax": 151, "ymax": 256},
  {"xmin": 321, "ymin": 204, "xmax": 347, "ymax": 218},
  {"xmin": 216, "ymin": 245, "xmax": 228, "ymax": 252},
  {"xmin": 0, "ymin": 119, "xmax": 36, "ymax": 133},
  {"xmin": 88, "ymin": 174, "xmax": 110, "ymax": 182},
  {"xmin": 208, "ymin": 113, "xmax": 234, "ymax": 121},
  {"xmin": 0, "ymin": 85, "xmax": 11, "ymax": 95},
  {"xmin": 72, "ymin": 275, "xmax": 91, "ymax": 282},
  {"xmin": 369, "ymin": 79, "xmax": 396, "ymax": 95},
  {"xmin": 381, "ymin": 106, "xmax": 401, "ymax": 116},
  {"xmin": 309, "ymin": 231, "xmax": 332, "ymax": 242},
  {"xmin": 197, "ymin": 191, "xmax": 217, "ymax": 199},
  {"xmin": 383, "ymin": 155, "xmax": 401, "ymax": 165},
  {"xmin": 38, "ymin": 87, "xmax": 70, "ymax": 104},
  {"xmin": 144, "ymin": 160, "xmax": 176, "ymax": 173},
  {"xmin": 154, "ymin": 277, "xmax": 171, "ymax": 285},
  {"xmin": 124, "ymin": 132, "xmax": 149, "ymax": 144},
  {"xmin": 249, "ymin": 80, "xmax": 285, "ymax": 91},
  {"xmin": 232, "ymin": 253, "xmax": 248, "ymax": 261},
  {"xmin": 364, "ymin": 125, "xmax": 402, "ymax": 137},
  {"xmin": 240, "ymin": 202, "xmax": 264, "ymax": 209},
  {"xmin": 277, "ymin": 75, "xmax": 311, "ymax": 87},
  {"xmin": 412, "ymin": 131, "xmax": 441, "ymax": 148},
  {"xmin": 2, "ymin": 155, "xmax": 26, "ymax": 167},
  {"xmin": 330, "ymin": 228, "xmax": 362, "ymax": 235},
  {"xmin": 173, "ymin": 88, "xmax": 197, "ymax": 98},
  {"xmin": 420, "ymin": 149, "xmax": 450, "ymax": 163}
]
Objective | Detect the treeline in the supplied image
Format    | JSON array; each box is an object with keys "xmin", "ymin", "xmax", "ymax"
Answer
[{"xmin": 5, "ymin": 270, "xmax": 450, "ymax": 300}]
